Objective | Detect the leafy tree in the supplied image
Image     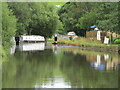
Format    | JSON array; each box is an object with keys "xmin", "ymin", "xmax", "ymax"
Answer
[
  {"xmin": 78, "ymin": 10, "xmax": 97, "ymax": 30},
  {"xmin": 96, "ymin": 3, "xmax": 119, "ymax": 33},
  {"xmin": 8, "ymin": 2, "xmax": 34, "ymax": 36},
  {"xmin": 2, "ymin": 3, "xmax": 17, "ymax": 50},
  {"xmin": 55, "ymin": 20, "xmax": 64, "ymax": 34},
  {"xmin": 58, "ymin": 2, "xmax": 119, "ymax": 36},
  {"xmin": 58, "ymin": 2, "xmax": 97, "ymax": 36},
  {"xmin": 8, "ymin": 2, "xmax": 60, "ymax": 38}
]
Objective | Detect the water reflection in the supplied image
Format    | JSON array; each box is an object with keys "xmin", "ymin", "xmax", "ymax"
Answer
[
  {"xmin": 52, "ymin": 45, "xmax": 58, "ymax": 55},
  {"xmin": 60, "ymin": 47, "xmax": 119, "ymax": 71},
  {"xmin": 19, "ymin": 42, "xmax": 45, "ymax": 51},
  {"xmin": 89, "ymin": 54, "xmax": 119, "ymax": 71},
  {"xmin": 3, "ymin": 48, "xmax": 56, "ymax": 88},
  {"xmin": 90, "ymin": 54, "xmax": 119, "ymax": 71},
  {"xmin": 10, "ymin": 44, "xmax": 16, "ymax": 55},
  {"xmin": 3, "ymin": 45, "xmax": 119, "ymax": 88},
  {"xmin": 35, "ymin": 78, "xmax": 71, "ymax": 88},
  {"xmin": 59, "ymin": 48, "xmax": 118, "ymax": 88}
]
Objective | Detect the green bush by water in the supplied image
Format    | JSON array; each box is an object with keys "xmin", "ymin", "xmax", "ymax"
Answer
[{"xmin": 114, "ymin": 38, "xmax": 120, "ymax": 44}]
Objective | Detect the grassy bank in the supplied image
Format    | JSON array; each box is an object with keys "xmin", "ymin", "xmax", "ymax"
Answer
[{"xmin": 58, "ymin": 37, "xmax": 119, "ymax": 53}]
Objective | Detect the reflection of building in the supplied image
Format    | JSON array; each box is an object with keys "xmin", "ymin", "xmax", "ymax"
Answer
[
  {"xmin": 88, "ymin": 53, "xmax": 119, "ymax": 71},
  {"xmin": 106, "ymin": 57, "xmax": 120, "ymax": 70},
  {"xmin": 58, "ymin": 47, "xmax": 120, "ymax": 71},
  {"xmin": 19, "ymin": 43, "xmax": 45, "ymax": 51},
  {"xmin": 90, "ymin": 55, "xmax": 106, "ymax": 70}
]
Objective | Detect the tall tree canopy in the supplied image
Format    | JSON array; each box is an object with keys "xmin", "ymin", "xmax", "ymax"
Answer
[
  {"xmin": 2, "ymin": 3, "xmax": 17, "ymax": 49},
  {"xmin": 58, "ymin": 2, "xmax": 119, "ymax": 36},
  {"xmin": 8, "ymin": 2, "xmax": 60, "ymax": 38},
  {"xmin": 96, "ymin": 3, "xmax": 119, "ymax": 33}
]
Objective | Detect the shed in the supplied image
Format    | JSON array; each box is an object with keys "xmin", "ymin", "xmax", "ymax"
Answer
[{"xmin": 86, "ymin": 30, "xmax": 107, "ymax": 43}]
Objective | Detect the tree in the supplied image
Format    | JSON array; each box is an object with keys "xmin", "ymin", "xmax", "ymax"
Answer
[
  {"xmin": 2, "ymin": 3, "xmax": 17, "ymax": 50},
  {"xmin": 58, "ymin": 2, "xmax": 119, "ymax": 36},
  {"xmin": 8, "ymin": 2, "xmax": 60, "ymax": 38},
  {"xmin": 58, "ymin": 2, "xmax": 98, "ymax": 36},
  {"xmin": 96, "ymin": 3, "xmax": 119, "ymax": 34},
  {"xmin": 55, "ymin": 20, "xmax": 64, "ymax": 34}
]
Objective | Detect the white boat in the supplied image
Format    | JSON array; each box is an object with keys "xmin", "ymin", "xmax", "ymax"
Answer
[{"xmin": 19, "ymin": 35, "xmax": 45, "ymax": 42}]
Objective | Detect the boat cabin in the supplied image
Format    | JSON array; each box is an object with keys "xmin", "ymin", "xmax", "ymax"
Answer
[{"xmin": 20, "ymin": 35, "xmax": 45, "ymax": 42}]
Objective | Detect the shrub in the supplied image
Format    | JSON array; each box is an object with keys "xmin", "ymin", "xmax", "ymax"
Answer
[{"xmin": 114, "ymin": 39, "xmax": 120, "ymax": 44}]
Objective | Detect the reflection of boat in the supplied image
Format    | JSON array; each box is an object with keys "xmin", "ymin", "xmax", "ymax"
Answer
[
  {"xmin": 10, "ymin": 45, "xmax": 16, "ymax": 55},
  {"xmin": 19, "ymin": 43, "xmax": 45, "ymax": 51},
  {"xmin": 35, "ymin": 78, "xmax": 71, "ymax": 88}
]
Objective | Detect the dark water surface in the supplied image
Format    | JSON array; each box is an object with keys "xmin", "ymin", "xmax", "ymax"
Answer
[{"xmin": 2, "ymin": 43, "xmax": 119, "ymax": 88}]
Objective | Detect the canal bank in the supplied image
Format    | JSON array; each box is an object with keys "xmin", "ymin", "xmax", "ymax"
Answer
[{"xmin": 57, "ymin": 39, "xmax": 119, "ymax": 54}]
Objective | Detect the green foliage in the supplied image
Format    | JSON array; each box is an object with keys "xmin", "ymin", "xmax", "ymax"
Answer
[
  {"xmin": 58, "ymin": 2, "xmax": 98, "ymax": 36},
  {"xmin": 58, "ymin": 2, "xmax": 119, "ymax": 36},
  {"xmin": 2, "ymin": 3, "xmax": 17, "ymax": 52},
  {"xmin": 56, "ymin": 20, "xmax": 64, "ymax": 34},
  {"xmin": 96, "ymin": 3, "xmax": 119, "ymax": 33},
  {"xmin": 0, "ymin": 2, "xmax": 2, "ymax": 44},
  {"xmin": 114, "ymin": 38, "xmax": 120, "ymax": 44},
  {"xmin": 8, "ymin": 2, "xmax": 60, "ymax": 38},
  {"xmin": 78, "ymin": 11, "xmax": 98, "ymax": 29}
]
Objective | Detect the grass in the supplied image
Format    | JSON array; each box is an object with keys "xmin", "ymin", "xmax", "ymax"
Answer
[
  {"xmin": 46, "ymin": 38, "xmax": 53, "ymax": 42},
  {"xmin": 58, "ymin": 37, "xmax": 118, "ymax": 51},
  {"xmin": 46, "ymin": 37, "xmax": 119, "ymax": 52},
  {"xmin": 46, "ymin": 38, "xmax": 54, "ymax": 45}
]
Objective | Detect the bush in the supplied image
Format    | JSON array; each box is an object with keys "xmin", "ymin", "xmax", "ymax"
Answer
[{"xmin": 114, "ymin": 39, "xmax": 120, "ymax": 44}]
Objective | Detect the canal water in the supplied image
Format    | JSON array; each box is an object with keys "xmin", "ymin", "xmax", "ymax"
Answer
[{"xmin": 2, "ymin": 43, "xmax": 119, "ymax": 88}]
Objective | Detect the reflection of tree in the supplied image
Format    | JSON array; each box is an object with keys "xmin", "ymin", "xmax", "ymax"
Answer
[
  {"xmin": 2, "ymin": 49, "xmax": 57, "ymax": 88},
  {"xmin": 60, "ymin": 52, "xmax": 118, "ymax": 88}
]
